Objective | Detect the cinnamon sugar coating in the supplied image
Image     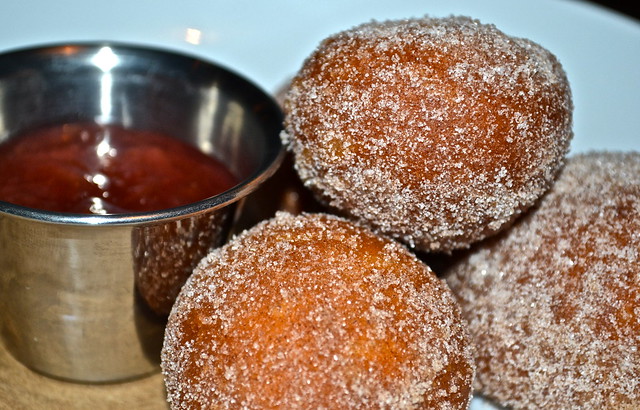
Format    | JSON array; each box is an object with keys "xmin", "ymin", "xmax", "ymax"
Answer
[
  {"xmin": 446, "ymin": 152, "xmax": 640, "ymax": 409},
  {"xmin": 282, "ymin": 16, "xmax": 573, "ymax": 252},
  {"xmin": 162, "ymin": 212, "xmax": 474, "ymax": 409}
]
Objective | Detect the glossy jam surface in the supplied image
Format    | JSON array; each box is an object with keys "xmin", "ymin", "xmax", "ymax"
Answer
[{"xmin": 0, "ymin": 123, "xmax": 238, "ymax": 214}]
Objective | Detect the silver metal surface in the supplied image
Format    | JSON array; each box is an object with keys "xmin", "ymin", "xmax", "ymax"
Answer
[{"xmin": 0, "ymin": 43, "xmax": 283, "ymax": 382}]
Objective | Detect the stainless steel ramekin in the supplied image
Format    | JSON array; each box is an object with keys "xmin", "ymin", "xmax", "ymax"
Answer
[{"xmin": 0, "ymin": 43, "xmax": 283, "ymax": 382}]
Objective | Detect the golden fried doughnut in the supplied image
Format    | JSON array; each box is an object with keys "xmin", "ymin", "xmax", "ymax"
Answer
[
  {"xmin": 446, "ymin": 152, "xmax": 640, "ymax": 408},
  {"xmin": 162, "ymin": 212, "xmax": 474, "ymax": 409},
  {"xmin": 282, "ymin": 16, "xmax": 573, "ymax": 252}
]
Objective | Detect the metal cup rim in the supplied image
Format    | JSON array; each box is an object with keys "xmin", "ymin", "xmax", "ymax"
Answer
[{"xmin": 0, "ymin": 42, "xmax": 285, "ymax": 226}]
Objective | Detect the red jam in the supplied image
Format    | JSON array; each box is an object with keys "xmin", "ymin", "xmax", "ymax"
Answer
[{"xmin": 0, "ymin": 122, "xmax": 238, "ymax": 214}]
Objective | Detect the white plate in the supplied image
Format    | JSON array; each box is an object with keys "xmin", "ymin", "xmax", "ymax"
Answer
[{"xmin": 1, "ymin": 1, "xmax": 638, "ymax": 408}]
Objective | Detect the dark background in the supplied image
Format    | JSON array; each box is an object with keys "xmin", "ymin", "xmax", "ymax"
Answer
[{"xmin": 587, "ymin": 1, "xmax": 639, "ymax": 21}]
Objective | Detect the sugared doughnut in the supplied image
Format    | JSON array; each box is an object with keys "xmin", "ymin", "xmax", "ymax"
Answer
[
  {"xmin": 162, "ymin": 212, "xmax": 474, "ymax": 409},
  {"xmin": 446, "ymin": 152, "xmax": 640, "ymax": 408},
  {"xmin": 282, "ymin": 16, "xmax": 573, "ymax": 252}
]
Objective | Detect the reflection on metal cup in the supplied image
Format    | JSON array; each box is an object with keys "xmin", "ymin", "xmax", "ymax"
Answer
[
  {"xmin": 0, "ymin": 43, "xmax": 283, "ymax": 382},
  {"xmin": 133, "ymin": 210, "xmax": 234, "ymax": 316},
  {"xmin": 0, "ymin": 219, "xmax": 167, "ymax": 382}
]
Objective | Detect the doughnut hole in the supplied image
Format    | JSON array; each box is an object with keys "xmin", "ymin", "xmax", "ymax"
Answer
[
  {"xmin": 283, "ymin": 16, "xmax": 573, "ymax": 252},
  {"xmin": 446, "ymin": 152, "xmax": 640, "ymax": 409},
  {"xmin": 162, "ymin": 212, "xmax": 474, "ymax": 409}
]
